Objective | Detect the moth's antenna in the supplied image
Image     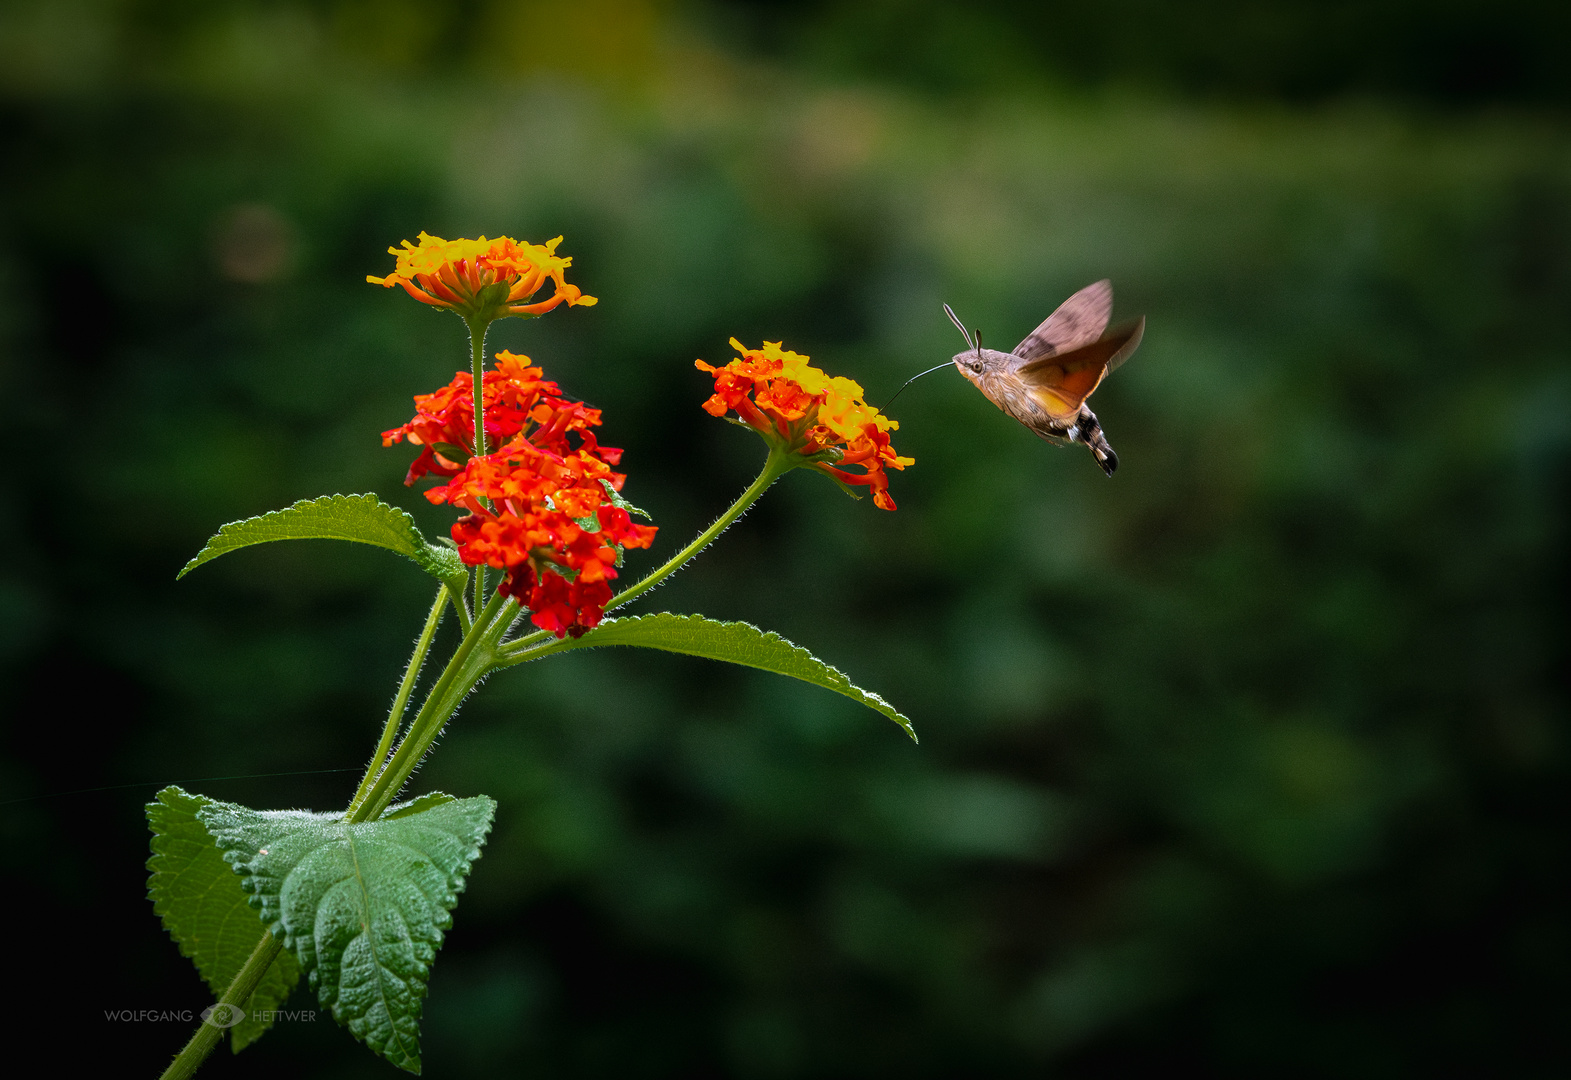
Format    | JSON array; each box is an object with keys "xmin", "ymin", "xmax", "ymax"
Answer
[{"xmin": 944, "ymin": 303, "xmax": 974, "ymax": 350}]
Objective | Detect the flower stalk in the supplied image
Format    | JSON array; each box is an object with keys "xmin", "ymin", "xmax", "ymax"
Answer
[
  {"xmin": 467, "ymin": 315, "xmax": 490, "ymax": 616},
  {"xmin": 353, "ymin": 587, "xmax": 514, "ymax": 822},
  {"xmin": 347, "ymin": 584, "xmax": 450, "ymax": 817},
  {"xmin": 498, "ymin": 444, "xmax": 795, "ymax": 664}
]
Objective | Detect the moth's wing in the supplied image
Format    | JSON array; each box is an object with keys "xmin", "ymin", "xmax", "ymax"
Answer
[
  {"xmin": 1013, "ymin": 279, "xmax": 1113, "ymax": 363},
  {"xmin": 1102, "ymin": 316, "xmax": 1144, "ymax": 375},
  {"xmin": 1017, "ymin": 318, "xmax": 1143, "ymax": 419}
]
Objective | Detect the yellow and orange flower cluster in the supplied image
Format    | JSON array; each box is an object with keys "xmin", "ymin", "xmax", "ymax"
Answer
[
  {"xmin": 390, "ymin": 354, "xmax": 656, "ymax": 638},
  {"xmin": 697, "ymin": 339, "xmax": 914, "ymax": 510},
  {"xmin": 367, "ymin": 232, "xmax": 596, "ymax": 323}
]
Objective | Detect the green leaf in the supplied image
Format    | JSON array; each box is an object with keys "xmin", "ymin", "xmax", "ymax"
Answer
[
  {"xmin": 177, "ymin": 493, "xmax": 469, "ymax": 595},
  {"xmin": 577, "ymin": 613, "xmax": 916, "ymax": 741},
  {"xmin": 146, "ymin": 787, "xmax": 302, "ymax": 1053},
  {"xmin": 598, "ymin": 478, "xmax": 652, "ymax": 520},
  {"xmin": 380, "ymin": 791, "xmax": 457, "ymax": 820},
  {"xmin": 198, "ymin": 794, "xmax": 496, "ymax": 1074}
]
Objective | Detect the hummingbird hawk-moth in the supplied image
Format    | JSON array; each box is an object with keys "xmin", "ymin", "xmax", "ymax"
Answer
[{"xmin": 947, "ymin": 280, "xmax": 1144, "ymax": 476}]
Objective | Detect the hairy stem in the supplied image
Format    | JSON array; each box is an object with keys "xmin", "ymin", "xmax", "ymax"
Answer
[
  {"xmin": 158, "ymin": 931, "xmax": 285, "ymax": 1080},
  {"xmin": 346, "ymin": 585, "xmax": 448, "ymax": 817},
  {"xmin": 353, "ymin": 588, "xmax": 514, "ymax": 822},
  {"xmin": 609, "ymin": 444, "xmax": 792, "ymax": 611},
  {"xmin": 448, "ymin": 578, "xmax": 473, "ymax": 633},
  {"xmin": 499, "ymin": 446, "xmax": 794, "ymax": 661},
  {"xmin": 467, "ymin": 317, "xmax": 490, "ymax": 616},
  {"xmin": 467, "ymin": 317, "xmax": 489, "ymax": 459}
]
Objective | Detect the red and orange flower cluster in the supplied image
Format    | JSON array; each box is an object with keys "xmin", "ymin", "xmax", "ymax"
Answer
[
  {"xmin": 697, "ymin": 339, "xmax": 914, "ymax": 510},
  {"xmin": 385, "ymin": 352, "xmax": 656, "ymax": 638},
  {"xmin": 367, "ymin": 233, "xmax": 596, "ymax": 322}
]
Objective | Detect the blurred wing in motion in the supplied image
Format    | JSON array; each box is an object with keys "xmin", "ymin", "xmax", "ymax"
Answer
[
  {"xmin": 1018, "ymin": 317, "xmax": 1144, "ymax": 419},
  {"xmin": 1013, "ymin": 279, "xmax": 1114, "ymax": 363}
]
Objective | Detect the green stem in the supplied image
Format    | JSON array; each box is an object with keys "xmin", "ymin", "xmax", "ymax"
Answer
[
  {"xmin": 158, "ymin": 931, "xmax": 285, "ymax": 1080},
  {"xmin": 499, "ymin": 445, "xmax": 794, "ymax": 661},
  {"xmin": 493, "ymin": 627, "xmax": 584, "ymax": 669},
  {"xmin": 346, "ymin": 585, "xmax": 448, "ymax": 817},
  {"xmin": 610, "ymin": 444, "xmax": 792, "ymax": 611},
  {"xmin": 466, "ymin": 317, "xmax": 492, "ymax": 617},
  {"xmin": 467, "ymin": 318, "xmax": 489, "ymax": 459},
  {"xmin": 448, "ymin": 580, "xmax": 473, "ymax": 633},
  {"xmin": 353, "ymin": 588, "xmax": 514, "ymax": 823}
]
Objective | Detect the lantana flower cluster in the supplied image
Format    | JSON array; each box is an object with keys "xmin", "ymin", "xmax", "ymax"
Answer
[
  {"xmin": 367, "ymin": 232, "xmax": 596, "ymax": 322},
  {"xmin": 697, "ymin": 339, "xmax": 914, "ymax": 510},
  {"xmin": 387, "ymin": 352, "xmax": 657, "ymax": 638},
  {"xmin": 382, "ymin": 350, "xmax": 610, "ymax": 486}
]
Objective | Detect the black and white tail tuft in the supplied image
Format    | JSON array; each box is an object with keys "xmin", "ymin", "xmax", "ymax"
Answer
[{"xmin": 1076, "ymin": 409, "xmax": 1118, "ymax": 476}]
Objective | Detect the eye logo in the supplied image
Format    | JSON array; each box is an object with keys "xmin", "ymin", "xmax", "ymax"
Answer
[{"xmin": 201, "ymin": 1003, "xmax": 246, "ymax": 1029}]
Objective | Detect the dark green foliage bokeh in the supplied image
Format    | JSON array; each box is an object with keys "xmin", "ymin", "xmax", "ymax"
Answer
[{"xmin": 1, "ymin": 2, "xmax": 1566, "ymax": 1075}]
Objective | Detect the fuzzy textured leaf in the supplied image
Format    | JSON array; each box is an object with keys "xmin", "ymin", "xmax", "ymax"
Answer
[
  {"xmin": 147, "ymin": 787, "xmax": 302, "ymax": 1053},
  {"xmin": 579, "ymin": 613, "xmax": 916, "ymax": 740},
  {"xmin": 177, "ymin": 493, "xmax": 467, "ymax": 593},
  {"xmin": 381, "ymin": 791, "xmax": 457, "ymax": 820},
  {"xmin": 198, "ymin": 794, "xmax": 496, "ymax": 1074}
]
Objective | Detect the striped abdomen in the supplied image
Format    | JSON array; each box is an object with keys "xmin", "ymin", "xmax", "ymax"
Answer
[{"xmin": 974, "ymin": 366, "xmax": 1119, "ymax": 476}]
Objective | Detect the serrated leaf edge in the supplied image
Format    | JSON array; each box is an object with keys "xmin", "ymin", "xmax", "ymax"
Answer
[
  {"xmin": 583, "ymin": 613, "xmax": 916, "ymax": 740},
  {"xmin": 197, "ymin": 797, "xmax": 496, "ymax": 1073},
  {"xmin": 145, "ymin": 786, "xmax": 303, "ymax": 1053},
  {"xmin": 177, "ymin": 493, "xmax": 467, "ymax": 593}
]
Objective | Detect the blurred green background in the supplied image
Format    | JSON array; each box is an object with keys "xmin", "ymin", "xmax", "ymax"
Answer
[{"xmin": 2, "ymin": 1, "xmax": 1567, "ymax": 1075}]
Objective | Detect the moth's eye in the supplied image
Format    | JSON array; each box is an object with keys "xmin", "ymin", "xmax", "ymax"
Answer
[{"xmin": 970, "ymin": 360, "xmax": 983, "ymax": 373}]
